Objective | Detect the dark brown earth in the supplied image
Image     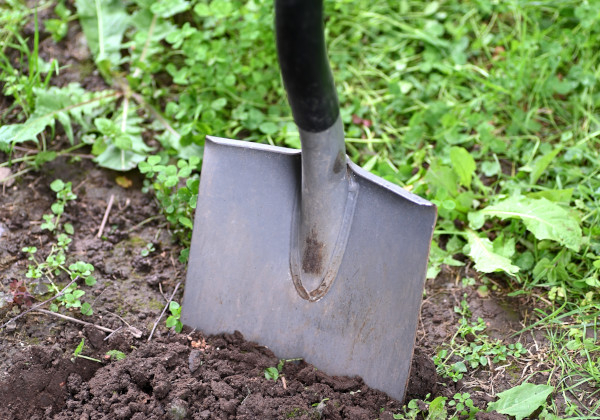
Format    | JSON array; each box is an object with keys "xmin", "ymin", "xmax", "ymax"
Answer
[{"xmin": 0, "ymin": 153, "xmax": 531, "ymax": 418}]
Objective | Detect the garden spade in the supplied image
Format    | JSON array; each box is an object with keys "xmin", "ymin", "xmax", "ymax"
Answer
[{"xmin": 182, "ymin": 0, "xmax": 436, "ymax": 401}]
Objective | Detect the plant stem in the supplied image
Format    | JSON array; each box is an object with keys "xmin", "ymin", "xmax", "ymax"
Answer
[{"xmin": 148, "ymin": 281, "xmax": 181, "ymax": 342}]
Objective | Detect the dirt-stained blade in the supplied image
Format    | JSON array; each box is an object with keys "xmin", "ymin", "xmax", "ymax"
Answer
[{"xmin": 182, "ymin": 135, "xmax": 436, "ymax": 400}]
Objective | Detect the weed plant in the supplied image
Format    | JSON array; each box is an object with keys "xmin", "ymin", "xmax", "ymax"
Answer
[{"xmin": 20, "ymin": 179, "xmax": 97, "ymax": 315}]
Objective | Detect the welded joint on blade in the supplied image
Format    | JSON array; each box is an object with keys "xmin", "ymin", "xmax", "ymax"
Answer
[{"xmin": 290, "ymin": 174, "xmax": 359, "ymax": 302}]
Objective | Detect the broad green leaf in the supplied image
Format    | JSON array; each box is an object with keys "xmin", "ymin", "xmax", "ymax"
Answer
[
  {"xmin": 425, "ymin": 161, "xmax": 459, "ymax": 197},
  {"xmin": 477, "ymin": 196, "xmax": 582, "ymax": 251},
  {"xmin": 259, "ymin": 122, "xmax": 278, "ymax": 135},
  {"xmin": 264, "ymin": 366, "xmax": 279, "ymax": 381},
  {"xmin": 492, "ymin": 235, "xmax": 516, "ymax": 259},
  {"xmin": 0, "ymin": 84, "xmax": 117, "ymax": 148},
  {"xmin": 169, "ymin": 301, "xmax": 181, "ymax": 314},
  {"xmin": 428, "ymin": 396, "xmax": 448, "ymax": 420},
  {"xmin": 450, "ymin": 146, "xmax": 476, "ymax": 187},
  {"xmin": 423, "ymin": 1, "xmax": 440, "ymax": 16},
  {"xmin": 0, "ymin": 118, "xmax": 50, "ymax": 147},
  {"xmin": 76, "ymin": 0, "xmax": 130, "ymax": 65},
  {"xmin": 488, "ymin": 383, "xmax": 554, "ymax": 420},
  {"xmin": 527, "ymin": 188, "xmax": 573, "ymax": 203},
  {"xmin": 465, "ymin": 229, "xmax": 519, "ymax": 275}
]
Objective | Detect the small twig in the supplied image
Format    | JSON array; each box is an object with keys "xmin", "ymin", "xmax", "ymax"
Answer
[
  {"xmin": 104, "ymin": 325, "xmax": 123, "ymax": 341},
  {"xmin": 0, "ymin": 277, "xmax": 78, "ymax": 330},
  {"xmin": 282, "ymin": 376, "xmax": 287, "ymax": 390},
  {"xmin": 35, "ymin": 308, "xmax": 116, "ymax": 334},
  {"xmin": 148, "ymin": 282, "xmax": 181, "ymax": 342},
  {"xmin": 126, "ymin": 215, "xmax": 160, "ymax": 234},
  {"xmin": 159, "ymin": 283, "xmax": 169, "ymax": 303},
  {"xmin": 104, "ymin": 310, "xmax": 142, "ymax": 338},
  {"xmin": 97, "ymin": 194, "xmax": 115, "ymax": 238}
]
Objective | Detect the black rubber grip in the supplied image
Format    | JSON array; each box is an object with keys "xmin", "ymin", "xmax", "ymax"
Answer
[{"xmin": 275, "ymin": 0, "xmax": 340, "ymax": 133}]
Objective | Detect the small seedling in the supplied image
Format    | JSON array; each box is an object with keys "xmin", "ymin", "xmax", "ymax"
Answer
[
  {"xmin": 264, "ymin": 365, "xmax": 280, "ymax": 381},
  {"xmin": 21, "ymin": 180, "xmax": 97, "ymax": 315},
  {"xmin": 44, "ymin": 0, "xmax": 72, "ymax": 42},
  {"xmin": 434, "ymin": 299, "xmax": 528, "ymax": 381},
  {"xmin": 140, "ymin": 242, "xmax": 155, "ymax": 257},
  {"xmin": 166, "ymin": 301, "xmax": 183, "ymax": 333},
  {"xmin": 71, "ymin": 338, "xmax": 102, "ymax": 363},
  {"xmin": 448, "ymin": 392, "xmax": 479, "ymax": 419},
  {"xmin": 264, "ymin": 358, "xmax": 302, "ymax": 381},
  {"xmin": 41, "ymin": 179, "xmax": 77, "ymax": 232},
  {"xmin": 105, "ymin": 349, "xmax": 127, "ymax": 361},
  {"xmin": 8, "ymin": 279, "xmax": 34, "ymax": 307}
]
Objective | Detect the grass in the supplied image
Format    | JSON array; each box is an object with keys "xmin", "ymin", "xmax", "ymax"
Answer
[{"xmin": 0, "ymin": 0, "xmax": 599, "ymax": 416}]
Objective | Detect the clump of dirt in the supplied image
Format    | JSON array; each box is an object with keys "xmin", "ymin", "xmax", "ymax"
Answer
[
  {"xmin": 0, "ymin": 329, "xmax": 432, "ymax": 420},
  {"xmin": 0, "ymin": 344, "xmax": 100, "ymax": 420}
]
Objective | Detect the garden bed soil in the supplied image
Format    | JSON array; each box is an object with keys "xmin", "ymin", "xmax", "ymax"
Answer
[{"xmin": 0, "ymin": 155, "xmax": 536, "ymax": 419}]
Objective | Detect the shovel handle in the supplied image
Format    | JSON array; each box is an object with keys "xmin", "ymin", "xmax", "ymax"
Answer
[{"xmin": 275, "ymin": 0, "xmax": 339, "ymax": 133}]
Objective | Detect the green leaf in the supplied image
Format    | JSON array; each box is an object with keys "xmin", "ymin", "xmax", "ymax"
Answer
[
  {"xmin": 64, "ymin": 223, "xmax": 74, "ymax": 235},
  {"xmin": 72, "ymin": 289, "xmax": 85, "ymax": 299},
  {"xmin": 211, "ymin": 98, "xmax": 227, "ymax": 110},
  {"xmin": 488, "ymin": 383, "xmax": 554, "ymax": 420},
  {"xmin": 50, "ymin": 179, "xmax": 66, "ymax": 192},
  {"xmin": 450, "ymin": 146, "xmax": 476, "ymax": 187},
  {"xmin": 178, "ymin": 216, "xmax": 193, "ymax": 229},
  {"xmin": 452, "ymin": 361, "xmax": 467, "ymax": 373},
  {"xmin": 106, "ymin": 350, "xmax": 126, "ymax": 360},
  {"xmin": 0, "ymin": 84, "xmax": 116, "ymax": 148},
  {"xmin": 169, "ymin": 301, "xmax": 181, "ymax": 315},
  {"xmin": 476, "ymin": 196, "xmax": 582, "ymax": 251},
  {"xmin": 95, "ymin": 145, "xmax": 147, "ymax": 171},
  {"xmin": 428, "ymin": 396, "xmax": 448, "ymax": 420},
  {"xmin": 81, "ymin": 302, "xmax": 93, "ymax": 316},
  {"xmin": 527, "ymin": 189, "xmax": 573, "ymax": 204},
  {"xmin": 264, "ymin": 366, "xmax": 279, "ymax": 381},
  {"xmin": 73, "ymin": 338, "xmax": 85, "ymax": 357},
  {"xmin": 259, "ymin": 121, "xmax": 278, "ymax": 135},
  {"xmin": 425, "ymin": 161, "xmax": 459, "ymax": 197},
  {"xmin": 75, "ymin": 0, "xmax": 130, "ymax": 65},
  {"xmin": 0, "ymin": 119, "xmax": 49, "ymax": 147},
  {"xmin": 423, "ymin": 1, "xmax": 440, "ymax": 16},
  {"xmin": 150, "ymin": 0, "xmax": 190, "ymax": 18},
  {"xmin": 165, "ymin": 316, "xmax": 178, "ymax": 328},
  {"xmin": 465, "ymin": 229, "xmax": 519, "ymax": 275},
  {"xmin": 530, "ymin": 146, "xmax": 562, "ymax": 184}
]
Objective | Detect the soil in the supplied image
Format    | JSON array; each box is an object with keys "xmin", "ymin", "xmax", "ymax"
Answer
[
  {"xmin": 0, "ymin": 153, "xmax": 541, "ymax": 420},
  {"xmin": 0, "ymin": 5, "xmax": 563, "ymax": 419}
]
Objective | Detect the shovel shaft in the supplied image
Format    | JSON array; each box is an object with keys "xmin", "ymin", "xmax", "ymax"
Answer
[
  {"xmin": 276, "ymin": 0, "xmax": 353, "ymax": 297},
  {"xmin": 275, "ymin": 0, "xmax": 339, "ymax": 133}
]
